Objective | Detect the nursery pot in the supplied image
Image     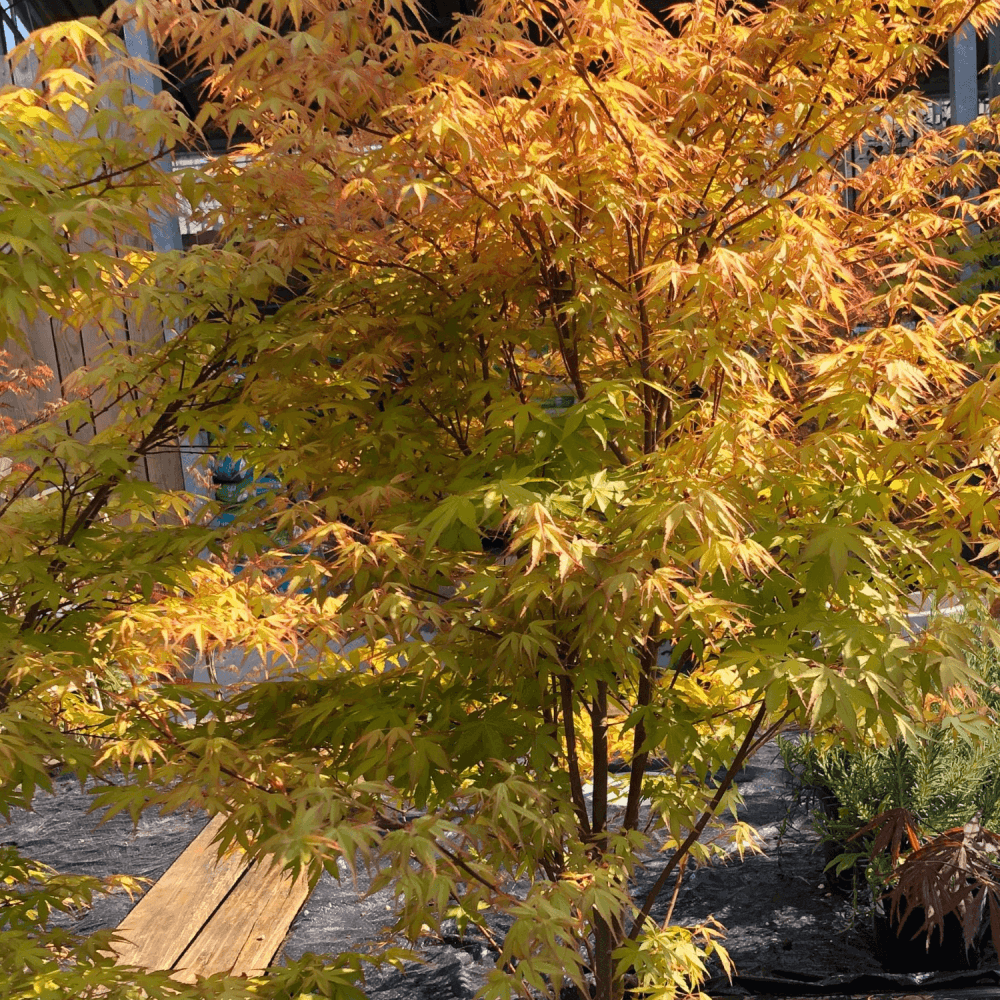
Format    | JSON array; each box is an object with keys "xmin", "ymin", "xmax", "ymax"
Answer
[
  {"xmin": 872, "ymin": 895, "xmax": 987, "ymax": 972},
  {"xmin": 821, "ymin": 839, "xmax": 858, "ymax": 895},
  {"xmin": 815, "ymin": 786, "xmax": 858, "ymax": 895}
]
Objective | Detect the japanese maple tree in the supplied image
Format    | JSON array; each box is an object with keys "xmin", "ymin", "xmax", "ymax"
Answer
[{"xmin": 5, "ymin": 1, "xmax": 1000, "ymax": 998}]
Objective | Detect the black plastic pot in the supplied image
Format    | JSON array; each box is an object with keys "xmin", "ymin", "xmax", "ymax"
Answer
[
  {"xmin": 820, "ymin": 839, "xmax": 859, "ymax": 895},
  {"xmin": 872, "ymin": 896, "xmax": 987, "ymax": 972},
  {"xmin": 814, "ymin": 785, "xmax": 859, "ymax": 895}
]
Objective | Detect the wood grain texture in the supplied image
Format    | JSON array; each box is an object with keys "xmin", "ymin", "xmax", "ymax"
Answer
[
  {"xmin": 112, "ymin": 813, "xmax": 251, "ymax": 972},
  {"xmin": 1, "ymin": 317, "xmax": 62, "ymax": 431},
  {"xmin": 4, "ymin": 47, "xmax": 186, "ymax": 493},
  {"xmin": 171, "ymin": 857, "xmax": 311, "ymax": 983}
]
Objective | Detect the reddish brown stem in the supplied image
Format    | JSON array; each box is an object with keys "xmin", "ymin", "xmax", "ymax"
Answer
[
  {"xmin": 628, "ymin": 702, "xmax": 791, "ymax": 940},
  {"xmin": 560, "ymin": 673, "xmax": 592, "ymax": 838}
]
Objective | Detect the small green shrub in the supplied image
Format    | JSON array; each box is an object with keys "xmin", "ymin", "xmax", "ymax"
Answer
[
  {"xmin": 779, "ymin": 630, "xmax": 1000, "ymax": 895},
  {"xmin": 781, "ymin": 732, "xmax": 1000, "ymax": 849}
]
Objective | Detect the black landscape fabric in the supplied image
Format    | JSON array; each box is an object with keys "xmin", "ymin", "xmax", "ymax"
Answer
[{"xmin": 4, "ymin": 741, "xmax": 1000, "ymax": 999}]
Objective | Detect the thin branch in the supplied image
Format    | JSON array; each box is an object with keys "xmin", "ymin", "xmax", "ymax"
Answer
[
  {"xmin": 416, "ymin": 398, "xmax": 473, "ymax": 456},
  {"xmin": 560, "ymin": 672, "xmax": 592, "ymax": 838},
  {"xmin": 433, "ymin": 838, "xmax": 520, "ymax": 902},
  {"xmin": 622, "ymin": 618, "xmax": 659, "ymax": 833},
  {"xmin": 525, "ymin": 1, "xmax": 641, "ymax": 177},
  {"xmin": 660, "ymin": 854, "xmax": 688, "ymax": 929},
  {"xmin": 629, "ymin": 702, "xmax": 791, "ymax": 939}
]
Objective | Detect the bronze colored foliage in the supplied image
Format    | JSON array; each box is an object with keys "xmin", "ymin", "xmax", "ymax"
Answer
[{"xmin": 883, "ymin": 815, "xmax": 1000, "ymax": 956}]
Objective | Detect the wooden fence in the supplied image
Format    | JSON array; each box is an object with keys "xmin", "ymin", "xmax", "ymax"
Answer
[{"xmin": 0, "ymin": 41, "xmax": 186, "ymax": 492}]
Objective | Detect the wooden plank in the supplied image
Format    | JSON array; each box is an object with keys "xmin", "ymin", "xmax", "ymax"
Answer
[
  {"xmin": 114, "ymin": 226, "xmax": 185, "ymax": 491},
  {"xmin": 9, "ymin": 43, "xmax": 37, "ymax": 89},
  {"xmin": 0, "ymin": 317, "xmax": 62, "ymax": 430},
  {"xmin": 227, "ymin": 864, "xmax": 311, "ymax": 978},
  {"xmin": 171, "ymin": 858, "xmax": 311, "ymax": 983},
  {"xmin": 112, "ymin": 814, "xmax": 252, "ymax": 972},
  {"xmin": 3, "ymin": 43, "xmax": 186, "ymax": 492}
]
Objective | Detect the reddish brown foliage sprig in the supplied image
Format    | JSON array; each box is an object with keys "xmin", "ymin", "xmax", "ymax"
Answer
[{"xmin": 859, "ymin": 808, "xmax": 1000, "ymax": 955}]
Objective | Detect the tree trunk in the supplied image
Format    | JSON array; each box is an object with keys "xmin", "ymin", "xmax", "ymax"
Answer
[
  {"xmin": 590, "ymin": 681, "xmax": 625, "ymax": 1000},
  {"xmin": 593, "ymin": 913, "xmax": 616, "ymax": 1000}
]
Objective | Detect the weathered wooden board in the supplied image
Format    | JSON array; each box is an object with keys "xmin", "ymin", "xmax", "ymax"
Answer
[
  {"xmin": 0, "ymin": 315, "xmax": 64, "ymax": 431},
  {"xmin": 111, "ymin": 814, "xmax": 251, "ymax": 972},
  {"xmin": 113, "ymin": 812, "xmax": 311, "ymax": 983},
  {"xmin": 171, "ymin": 855, "xmax": 311, "ymax": 983},
  {"xmin": 1, "ymin": 42, "xmax": 187, "ymax": 493}
]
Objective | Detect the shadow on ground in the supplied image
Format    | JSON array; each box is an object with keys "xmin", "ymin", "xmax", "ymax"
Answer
[{"xmin": 5, "ymin": 741, "xmax": 994, "ymax": 998}]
